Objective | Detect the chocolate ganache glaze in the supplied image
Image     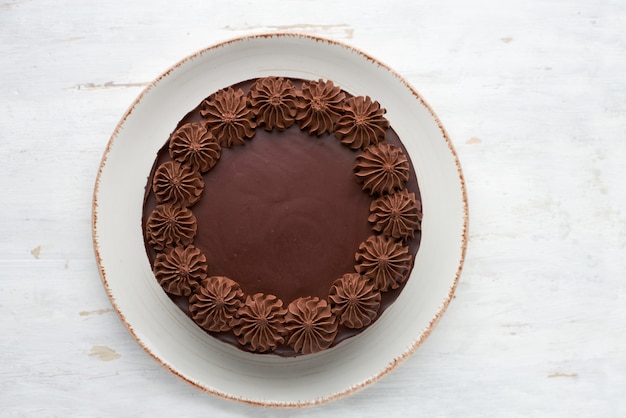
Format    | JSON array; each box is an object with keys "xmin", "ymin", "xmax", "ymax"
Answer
[{"xmin": 142, "ymin": 77, "xmax": 422, "ymax": 357}]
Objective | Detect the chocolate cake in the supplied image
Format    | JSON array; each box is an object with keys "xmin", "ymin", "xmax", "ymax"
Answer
[{"xmin": 142, "ymin": 77, "xmax": 423, "ymax": 356}]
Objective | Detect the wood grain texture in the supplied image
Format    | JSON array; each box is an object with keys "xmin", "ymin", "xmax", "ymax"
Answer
[{"xmin": 1, "ymin": 0, "xmax": 625, "ymax": 416}]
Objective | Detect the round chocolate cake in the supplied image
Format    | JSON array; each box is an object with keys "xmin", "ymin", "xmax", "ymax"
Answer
[{"xmin": 142, "ymin": 77, "xmax": 423, "ymax": 356}]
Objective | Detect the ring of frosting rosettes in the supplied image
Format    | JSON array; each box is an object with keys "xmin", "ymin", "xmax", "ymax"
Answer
[{"xmin": 145, "ymin": 77, "xmax": 423, "ymax": 356}]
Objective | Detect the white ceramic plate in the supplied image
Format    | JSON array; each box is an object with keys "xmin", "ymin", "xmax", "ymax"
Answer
[{"xmin": 92, "ymin": 33, "xmax": 468, "ymax": 407}]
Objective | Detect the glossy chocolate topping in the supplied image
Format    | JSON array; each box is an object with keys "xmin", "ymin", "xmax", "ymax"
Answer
[{"xmin": 142, "ymin": 78, "xmax": 422, "ymax": 356}]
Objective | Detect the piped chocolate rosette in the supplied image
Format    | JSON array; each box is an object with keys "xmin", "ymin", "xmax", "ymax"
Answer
[{"xmin": 144, "ymin": 77, "xmax": 423, "ymax": 356}]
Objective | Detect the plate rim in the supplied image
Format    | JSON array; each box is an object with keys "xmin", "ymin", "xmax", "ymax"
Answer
[{"xmin": 92, "ymin": 32, "xmax": 469, "ymax": 408}]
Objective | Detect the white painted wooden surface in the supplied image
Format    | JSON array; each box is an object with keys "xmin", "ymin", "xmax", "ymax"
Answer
[{"xmin": 1, "ymin": 0, "xmax": 625, "ymax": 416}]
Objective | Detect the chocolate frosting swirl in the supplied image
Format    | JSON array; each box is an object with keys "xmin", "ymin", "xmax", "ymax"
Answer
[
  {"xmin": 189, "ymin": 276, "xmax": 244, "ymax": 332},
  {"xmin": 355, "ymin": 235, "xmax": 413, "ymax": 292},
  {"xmin": 248, "ymin": 77, "xmax": 297, "ymax": 131},
  {"xmin": 334, "ymin": 96, "xmax": 390, "ymax": 149},
  {"xmin": 232, "ymin": 293, "xmax": 287, "ymax": 352},
  {"xmin": 368, "ymin": 189, "xmax": 422, "ymax": 241},
  {"xmin": 354, "ymin": 142, "xmax": 410, "ymax": 195},
  {"xmin": 285, "ymin": 297, "xmax": 338, "ymax": 354},
  {"xmin": 329, "ymin": 273, "xmax": 381, "ymax": 329},
  {"xmin": 152, "ymin": 160, "xmax": 204, "ymax": 206},
  {"xmin": 295, "ymin": 79, "xmax": 346, "ymax": 135},
  {"xmin": 146, "ymin": 204, "xmax": 197, "ymax": 251},
  {"xmin": 169, "ymin": 123, "xmax": 221, "ymax": 173},
  {"xmin": 153, "ymin": 245, "xmax": 207, "ymax": 296},
  {"xmin": 200, "ymin": 87, "xmax": 256, "ymax": 147}
]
